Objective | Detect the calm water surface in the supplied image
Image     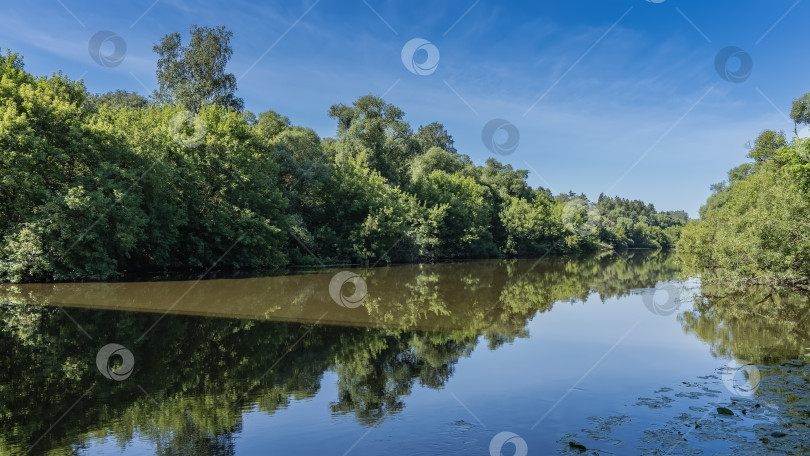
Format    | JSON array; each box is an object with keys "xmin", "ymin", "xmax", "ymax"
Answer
[{"xmin": 1, "ymin": 251, "xmax": 808, "ymax": 455}]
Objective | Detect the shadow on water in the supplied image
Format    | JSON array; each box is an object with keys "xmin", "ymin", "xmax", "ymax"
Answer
[{"xmin": 0, "ymin": 251, "xmax": 679, "ymax": 330}]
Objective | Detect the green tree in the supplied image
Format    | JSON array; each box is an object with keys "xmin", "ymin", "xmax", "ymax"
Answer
[
  {"xmin": 748, "ymin": 129, "xmax": 786, "ymax": 163},
  {"xmin": 0, "ymin": 54, "xmax": 289, "ymax": 281},
  {"xmin": 264, "ymin": 126, "xmax": 333, "ymax": 264},
  {"xmin": 0, "ymin": 49, "xmax": 23, "ymax": 70},
  {"xmin": 477, "ymin": 158, "xmax": 533, "ymax": 200},
  {"xmin": 790, "ymin": 92, "xmax": 810, "ymax": 136},
  {"xmin": 323, "ymin": 151, "xmax": 420, "ymax": 264},
  {"xmin": 414, "ymin": 122, "xmax": 456, "ymax": 154},
  {"xmin": 153, "ymin": 25, "xmax": 243, "ymax": 112},
  {"xmin": 256, "ymin": 110, "xmax": 291, "ymax": 139},
  {"xmin": 328, "ymin": 95, "xmax": 419, "ymax": 185},
  {"xmin": 680, "ymin": 92, "xmax": 810, "ymax": 290},
  {"xmin": 499, "ymin": 194, "xmax": 562, "ymax": 256},
  {"xmin": 85, "ymin": 89, "xmax": 148, "ymax": 112},
  {"xmin": 680, "ymin": 165, "xmax": 810, "ymax": 289},
  {"xmin": 412, "ymin": 171, "xmax": 496, "ymax": 258},
  {"xmin": 408, "ymin": 146, "xmax": 467, "ymax": 182}
]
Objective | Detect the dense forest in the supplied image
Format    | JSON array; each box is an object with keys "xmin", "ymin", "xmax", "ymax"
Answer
[
  {"xmin": 0, "ymin": 26, "xmax": 688, "ymax": 282},
  {"xmin": 677, "ymin": 93, "xmax": 810, "ymax": 292}
]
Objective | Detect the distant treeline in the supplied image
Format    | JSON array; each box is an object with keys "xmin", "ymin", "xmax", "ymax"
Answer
[
  {"xmin": 678, "ymin": 93, "xmax": 810, "ymax": 292},
  {"xmin": 0, "ymin": 35, "xmax": 687, "ymax": 282}
]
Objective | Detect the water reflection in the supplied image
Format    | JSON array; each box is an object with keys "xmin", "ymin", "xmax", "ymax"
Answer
[
  {"xmin": 1, "ymin": 251, "xmax": 807, "ymax": 455},
  {"xmin": 0, "ymin": 251, "xmax": 679, "ymax": 331},
  {"xmin": 680, "ymin": 283, "xmax": 810, "ymax": 363}
]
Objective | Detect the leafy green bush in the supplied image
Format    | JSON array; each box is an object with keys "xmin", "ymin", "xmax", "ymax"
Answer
[{"xmin": 679, "ymin": 119, "xmax": 810, "ymax": 290}]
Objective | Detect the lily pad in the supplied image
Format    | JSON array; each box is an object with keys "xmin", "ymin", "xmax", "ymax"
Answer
[{"xmin": 568, "ymin": 441, "xmax": 587, "ymax": 452}]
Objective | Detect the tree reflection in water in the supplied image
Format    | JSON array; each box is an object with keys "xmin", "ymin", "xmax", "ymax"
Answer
[{"xmin": 8, "ymin": 250, "xmax": 802, "ymax": 455}]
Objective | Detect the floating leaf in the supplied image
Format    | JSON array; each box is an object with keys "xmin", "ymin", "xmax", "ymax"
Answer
[{"xmin": 568, "ymin": 441, "xmax": 587, "ymax": 452}]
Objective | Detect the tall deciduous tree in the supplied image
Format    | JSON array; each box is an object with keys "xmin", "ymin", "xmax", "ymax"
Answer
[
  {"xmin": 153, "ymin": 25, "xmax": 243, "ymax": 112},
  {"xmin": 328, "ymin": 95, "xmax": 419, "ymax": 184},
  {"xmin": 415, "ymin": 122, "xmax": 456, "ymax": 154},
  {"xmin": 790, "ymin": 93, "xmax": 810, "ymax": 136},
  {"xmin": 747, "ymin": 129, "xmax": 786, "ymax": 163}
]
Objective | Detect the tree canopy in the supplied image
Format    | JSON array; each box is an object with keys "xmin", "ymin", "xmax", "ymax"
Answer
[
  {"xmin": 679, "ymin": 91, "xmax": 810, "ymax": 292},
  {"xmin": 0, "ymin": 41, "xmax": 687, "ymax": 282},
  {"xmin": 153, "ymin": 25, "xmax": 243, "ymax": 112}
]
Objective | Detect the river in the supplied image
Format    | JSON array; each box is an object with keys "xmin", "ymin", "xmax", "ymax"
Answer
[{"xmin": 1, "ymin": 251, "xmax": 808, "ymax": 455}]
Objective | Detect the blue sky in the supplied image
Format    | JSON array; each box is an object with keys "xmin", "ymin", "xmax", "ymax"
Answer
[{"xmin": 2, "ymin": 0, "xmax": 808, "ymax": 217}]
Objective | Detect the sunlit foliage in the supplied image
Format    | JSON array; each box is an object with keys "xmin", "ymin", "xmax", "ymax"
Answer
[{"xmin": 0, "ymin": 46, "xmax": 685, "ymax": 282}]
